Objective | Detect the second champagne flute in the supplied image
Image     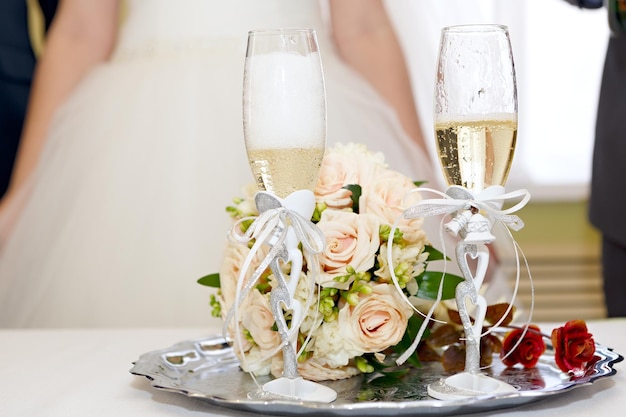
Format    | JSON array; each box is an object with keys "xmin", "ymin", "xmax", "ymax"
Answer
[
  {"xmin": 428, "ymin": 24, "xmax": 519, "ymax": 400},
  {"xmin": 435, "ymin": 24, "xmax": 517, "ymax": 195}
]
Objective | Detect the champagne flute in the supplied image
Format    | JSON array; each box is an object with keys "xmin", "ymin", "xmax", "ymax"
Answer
[
  {"xmin": 434, "ymin": 24, "xmax": 517, "ymax": 195},
  {"xmin": 243, "ymin": 28, "xmax": 326, "ymax": 198},
  {"xmin": 240, "ymin": 28, "xmax": 335, "ymax": 403},
  {"xmin": 428, "ymin": 24, "xmax": 519, "ymax": 400}
]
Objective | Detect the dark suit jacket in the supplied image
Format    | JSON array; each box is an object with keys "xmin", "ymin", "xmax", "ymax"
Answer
[
  {"xmin": 589, "ymin": 35, "xmax": 626, "ymax": 245},
  {"xmin": 0, "ymin": 0, "xmax": 57, "ymax": 198}
]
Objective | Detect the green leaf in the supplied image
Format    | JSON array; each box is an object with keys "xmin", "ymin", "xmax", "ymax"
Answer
[
  {"xmin": 413, "ymin": 180, "xmax": 428, "ymax": 187},
  {"xmin": 378, "ymin": 369, "xmax": 410, "ymax": 379},
  {"xmin": 423, "ymin": 245, "xmax": 448, "ymax": 262},
  {"xmin": 367, "ymin": 371, "xmax": 410, "ymax": 386},
  {"xmin": 393, "ymin": 315, "xmax": 427, "ymax": 367},
  {"xmin": 415, "ymin": 271, "xmax": 463, "ymax": 300},
  {"xmin": 342, "ymin": 184, "xmax": 362, "ymax": 214},
  {"xmin": 360, "ymin": 354, "xmax": 410, "ymax": 382},
  {"xmin": 197, "ymin": 273, "xmax": 221, "ymax": 288}
]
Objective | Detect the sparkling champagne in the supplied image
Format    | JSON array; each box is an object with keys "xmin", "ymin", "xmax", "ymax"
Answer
[
  {"xmin": 435, "ymin": 116, "xmax": 517, "ymax": 193},
  {"xmin": 243, "ymin": 47, "xmax": 326, "ymax": 198},
  {"xmin": 248, "ymin": 147, "xmax": 324, "ymax": 198}
]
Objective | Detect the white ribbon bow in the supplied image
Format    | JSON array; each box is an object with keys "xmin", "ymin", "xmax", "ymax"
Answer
[
  {"xmin": 223, "ymin": 195, "xmax": 325, "ymax": 375},
  {"xmin": 402, "ymin": 185, "xmax": 530, "ymax": 230},
  {"xmin": 388, "ymin": 185, "xmax": 532, "ymax": 365}
]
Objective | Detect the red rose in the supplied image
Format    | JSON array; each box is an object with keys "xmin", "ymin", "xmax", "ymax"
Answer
[
  {"xmin": 500, "ymin": 325, "xmax": 546, "ymax": 368},
  {"xmin": 551, "ymin": 320, "xmax": 596, "ymax": 375}
]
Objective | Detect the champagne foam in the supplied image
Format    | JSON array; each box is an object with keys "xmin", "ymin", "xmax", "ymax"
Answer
[
  {"xmin": 244, "ymin": 51, "xmax": 325, "ymax": 149},
  {"xmin": 435, "ymin": 112, "xmax": 517, "ymax": 125}
]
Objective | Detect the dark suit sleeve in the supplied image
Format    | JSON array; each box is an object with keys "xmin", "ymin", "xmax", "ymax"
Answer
[
  {"xmin": 589, "ymin": 36, "xmax": 626, "ymax": 243},
  {"xmin": 38, "ymin": 0, "xmax": 58, "ymax": 31}
]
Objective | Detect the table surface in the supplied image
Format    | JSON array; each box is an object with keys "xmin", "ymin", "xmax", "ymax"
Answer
[{"xmin": 1, "ymin": 318, "xmax": 624, "ymax": 417}]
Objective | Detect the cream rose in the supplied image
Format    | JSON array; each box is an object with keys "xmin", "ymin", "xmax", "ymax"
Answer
[
  {"xmin": 316, "ymin": 210, "xmax": 380, "ymax": 289},
  {"xmin": 340, "ymin": 283, "xmax": 414, "ymax": 353}
]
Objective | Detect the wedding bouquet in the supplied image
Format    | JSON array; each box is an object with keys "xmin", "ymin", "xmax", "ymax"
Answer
[
  {"xmin": 201, "ymin": 143, "xmax": 461, "ymax": 381},
  {"xmin": 198, "ymin": 143, "xmax": 597, "ymax": 382}
]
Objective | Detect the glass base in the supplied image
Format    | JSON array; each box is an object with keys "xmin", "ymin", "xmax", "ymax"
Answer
[
  {"xmin": 428, "ymin": 372, "xmax": 517, "ymax": 400},
  {"xmin": 258, "ymin": 377, "xmax": 337, "ymax": 403}
]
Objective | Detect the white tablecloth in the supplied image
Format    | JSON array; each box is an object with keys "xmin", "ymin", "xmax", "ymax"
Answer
[{"xmin": 1, "ymin": 319, "xmax": 624, "ymax": 417}]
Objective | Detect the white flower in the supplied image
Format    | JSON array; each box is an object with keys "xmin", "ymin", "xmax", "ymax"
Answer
[
  {"xmin": 240, "ymin": 346, "xmax": 274, "ymax": 376},
  {"xmin": 308, "ymin": 314, "xmax": 363, "ymax": 367},
  {"xmin": 330, "ymin": 142, "xmax": 387, "ymax": 167},
  {"xmin": 375, "ymin": 242, "xmax": 429, "ymax": 283},
  {"xmin": 230, "ymin": 183, "xmax": 259, "ymax": 218},
  {"xmin": 294, "ymin": 272, "xmax": 324, "ymax": 334}
]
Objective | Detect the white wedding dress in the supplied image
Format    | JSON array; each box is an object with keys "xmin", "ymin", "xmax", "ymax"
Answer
[{"xmin": 0, "ymin": 0, "xmax": 436, "ymax": 327}]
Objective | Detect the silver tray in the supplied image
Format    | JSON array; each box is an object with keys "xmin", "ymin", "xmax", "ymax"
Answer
[{"xmin": 130, "ymin": 335, "xmax": 622, "ymax": 416}]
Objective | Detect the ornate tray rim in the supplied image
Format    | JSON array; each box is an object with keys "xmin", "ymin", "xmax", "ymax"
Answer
[{"xmin": 130, "ymin": 335, "xmax": 622, "ymax": 417}]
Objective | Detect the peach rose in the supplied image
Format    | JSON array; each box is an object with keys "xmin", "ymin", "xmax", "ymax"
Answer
[
  {"xmin": 361, "ymin": 170, "xmax": 428, "ymax": 244},
  {"xmin": 269, "ymin": 355, "xmax": 360, "ymax": 382},
  {"xmin": 219, "ymin": 240, "xmax": 272, "ymax": 359},
  {"xmin": 340, "ymin": 283, "xmax": 414, "ymax": 353},
  {"xmin": 316, "ymin": 210, "xmax": 381, "ymax": 289},
  {"xmin": 298, "ymin": 358, "xmax": 360, "ymax": 382},
  {"xmin": 314, "ymin": 152, "xmax": 356, "ymax": 210},
  {"xmin": 240, "ymin": 290, "xmax": 281, "ymax": 352},
  {"xmin": 315, "ymin": 143, "xmax": 387, "ymax": 209},
  {"xmin": 219, "ymin": 241, "xmax": 253, "ymax": 315},
  {"xmin": 219, "ymin": 241, "xmax": 271, "ymax": 310}
]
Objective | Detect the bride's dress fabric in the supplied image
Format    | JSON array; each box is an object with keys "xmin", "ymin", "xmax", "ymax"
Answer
[{"xmin": 0, "ymin": 0, "xmax": 436, "ymax": 327}]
